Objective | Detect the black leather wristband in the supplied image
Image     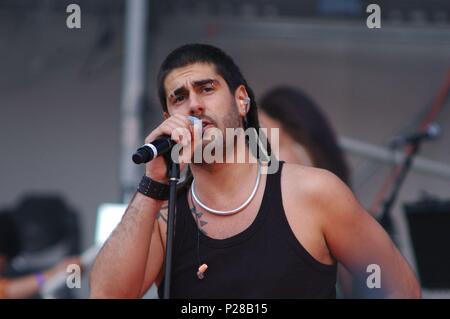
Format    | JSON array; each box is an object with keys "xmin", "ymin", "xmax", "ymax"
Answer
[{"xmin": 137, "ymin": 175, "xmax": 169, "ymax": 200}]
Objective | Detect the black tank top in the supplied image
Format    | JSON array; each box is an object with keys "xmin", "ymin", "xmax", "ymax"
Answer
[{"xmin": 158, "ymin": 161, "xmax": 337, "ymax": 298}]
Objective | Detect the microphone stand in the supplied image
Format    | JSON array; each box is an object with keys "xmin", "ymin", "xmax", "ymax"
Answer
[
  {"xmin": 163, "ymin": 156, "xmax": 180, "ymax": 299},
  {"xmin": 378, "ymin": 141, "xmax": 421, "ymax": 238}
]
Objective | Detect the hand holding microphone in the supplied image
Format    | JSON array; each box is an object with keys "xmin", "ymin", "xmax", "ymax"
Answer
[
  {"xmin": 134, "ymin": 114, "xmax": 199, "ymax": 183},
  {"xmin": 132, "ymin": 137, "xmax": 175, "ymax": 165}
]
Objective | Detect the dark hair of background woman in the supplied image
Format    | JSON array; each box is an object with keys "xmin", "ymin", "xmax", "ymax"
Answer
[{"xmin": 259, "ymin": 86, "xmax": 351, "ymax": 186}]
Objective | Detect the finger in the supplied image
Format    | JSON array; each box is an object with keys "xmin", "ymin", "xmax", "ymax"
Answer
[
  {"xmin": 179, "ymin": 142, "xmax": 193, "ymax": 166},
  {"xmin": 168, "ymin": 117, "xmax": 192, "ymax": 131},
  {"xmin": 172, "ymin": 113, "xmax": 192, "ymax": 127},
  {"xmin": 145, "ymin": 117, "xmax": 192, "ymax": 144},
  {"xmin": 167, "ymin": 118, "xmax": 193, "ymax": 143},
  {"xmin": 158, "ymin": 122, "xmax": 184, "ymax": 142},
  {"xmin": 172, "ymin": 127, "xmax": 192, "ymax": 146}
]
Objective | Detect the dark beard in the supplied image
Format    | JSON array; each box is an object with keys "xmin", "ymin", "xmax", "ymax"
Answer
[
  {"xmin": 222, "ymin": 100, "xmax": 243, "ymax": 130},
  {"xmin": 191, "ymin": 101, "xmax": 243, "ymax": 165},
  {"xmin": 220, "ymin": 100, "xmax": 243, "ymax": 154}
]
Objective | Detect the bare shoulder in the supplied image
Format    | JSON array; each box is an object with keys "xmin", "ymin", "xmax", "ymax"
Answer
[
  {"xmin": 281, "ymin": 163, "xmax": 361, "ymax": 219},
  {"xmin": 280, "ymin": 164, "xmax": 421, "ymax": 298},
  {"xmin": 278, "ymin": 164, "xmax": 355, "ymax": 265},
  {"xmin": 281, "ymin": 163, "xmax": 352, "ymax": 200}
]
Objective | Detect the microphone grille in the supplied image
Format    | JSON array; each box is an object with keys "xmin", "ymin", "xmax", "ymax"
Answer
[{"xmin": 188, "ymin": 115, "xmax": 201, "ymax": 125}]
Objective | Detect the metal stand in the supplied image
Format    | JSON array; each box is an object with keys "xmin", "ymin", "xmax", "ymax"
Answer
[
  {"xmin": 163, "ymin": 159, "xmax": 180, "ymax": 299},
  {"xmin": 378, "ymin": 142, "xmax": 420, "ymax": 236}
]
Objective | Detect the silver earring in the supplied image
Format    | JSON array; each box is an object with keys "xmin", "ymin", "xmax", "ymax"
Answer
[{"xmin": 242, "ymin": 97, "xmax": 250, "ymax": 113}]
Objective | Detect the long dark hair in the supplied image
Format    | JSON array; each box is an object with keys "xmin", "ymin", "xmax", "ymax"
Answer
[
  {"xmin": 259, "ymin": 86, "xmax": 350, "ymax": 186},
  {"xmin": 157, "ymin": 44, "xmax": 271, "ymax": 190}
]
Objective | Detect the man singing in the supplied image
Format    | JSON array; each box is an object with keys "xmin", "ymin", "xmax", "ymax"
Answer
[{"xmin": 89, "ymin": 44, "xmax": 420, "ymax": 299}]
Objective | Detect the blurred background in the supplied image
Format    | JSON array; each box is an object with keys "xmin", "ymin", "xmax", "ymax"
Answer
[{"xmin": 0, "ymin": 0, "xmax": 449, "ymax": 298}]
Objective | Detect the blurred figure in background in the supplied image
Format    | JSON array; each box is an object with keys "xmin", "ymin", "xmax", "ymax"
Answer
[
  {"xmin": 259, "ymin": 86, "xmax": 350, "ymax": 185},
  {"xmin": 0, "ymin": 211, "xmax": 80, "ymax": 299},
  {"xmin": 259, "ymin": 86, "xmax": 353, "ymax": 297}
]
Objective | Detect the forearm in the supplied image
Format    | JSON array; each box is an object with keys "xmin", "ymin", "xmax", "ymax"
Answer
[
  {"xmin": 3, "ymin": 275, "xmax": 42, "ymax": 299},
  {"xmin": 89, "ymin": 192, "xmax": 163, "ymax": 298},
  {"xmin": 385, "ymin": 260, "xmax": 422, "ymax": 299},
  {"xmin": 2, "ymin": 257, "xmax": 81, "ymax": 299}
]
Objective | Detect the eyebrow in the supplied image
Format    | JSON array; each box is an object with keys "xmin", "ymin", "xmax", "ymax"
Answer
[
  {"xmin": 168, "ymin": 78, "xmax": 219, "ymax": 98},
  {"xmin": 192, "ymin": 78, "xmax": 219, "ymax": 87},
  {"xmin": 170, "ymin": 86, "xmax": 188, "ymax": 98}
]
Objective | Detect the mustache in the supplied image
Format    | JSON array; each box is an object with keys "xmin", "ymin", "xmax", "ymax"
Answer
[{"xmin": 191, "ymin": 115, "xmax": 217, "ymax": 127}]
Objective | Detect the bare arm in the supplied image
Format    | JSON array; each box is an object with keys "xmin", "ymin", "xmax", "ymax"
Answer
[
  {"xmin": 89, "ymin": 192, "xmax": 164, "ymax": 298},
  {"xmin": 315, "ymin": 170, "xmax": 421, "ymax": 298},
  {"xmin": 1, "ymin": 257, "xmax": 80, "ymax": 299},
  {"xmin": 89, "ymin": 113, "xmax": 193, "ymax": 298},
  {"xmin": 2, "ymin": 275, "xmax": 41, "ymax": 299},
  {"xmin": 138, "ymin": 205, "xmax": 167, "ymax": 297}
]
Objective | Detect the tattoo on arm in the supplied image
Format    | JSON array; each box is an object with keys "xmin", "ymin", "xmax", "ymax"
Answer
[
  {"xmin": 157, "ymin": 196, "xmax": 209, "ymax": 235},
  {"xmin": 157, "ymin": 204, "xmax": 168, "ymax": 223}
]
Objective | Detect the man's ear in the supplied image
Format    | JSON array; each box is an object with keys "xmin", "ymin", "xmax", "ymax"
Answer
[
  {"xmin": 235, "ymin": 85, "xmax": 250, "ymax": 117},
  {"xmin": 163, "ymin": 112, "xmax": 170, "ymax": 119}
]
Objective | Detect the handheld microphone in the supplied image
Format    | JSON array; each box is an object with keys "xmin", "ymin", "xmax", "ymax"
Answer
[
  {"xmin": 132, "ymin": 116, "xmax": 201, "ymax": 164},
  {"xmin": 132, "ymin": 137, "xmax": 174, "ymax": 164},
  {"xmin": 389, "ymin": 123, "xmax": 441, "ymax": 149}
]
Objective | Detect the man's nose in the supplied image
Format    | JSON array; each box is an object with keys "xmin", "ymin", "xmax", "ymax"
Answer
[{"xmin": 188, "ymin": 92, "xmax": 204, "ymax": 115}]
